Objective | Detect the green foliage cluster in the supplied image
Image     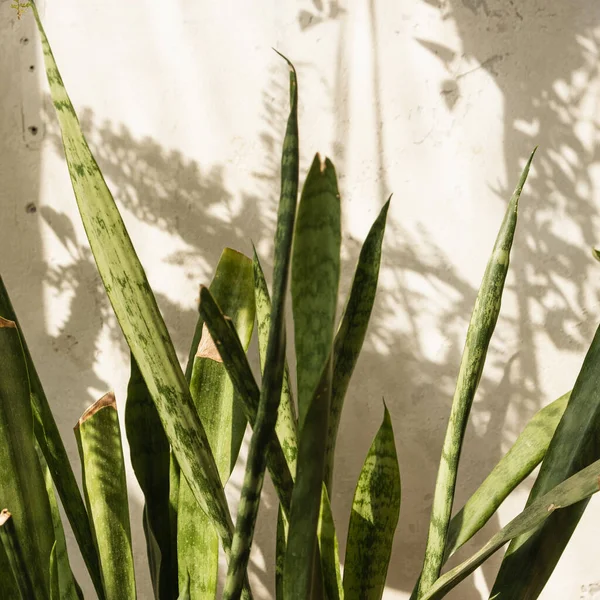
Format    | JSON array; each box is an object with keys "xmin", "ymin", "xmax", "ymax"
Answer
[{"xmin": 2, "ymin": 4, "xmax": 600, "ymax": 599}]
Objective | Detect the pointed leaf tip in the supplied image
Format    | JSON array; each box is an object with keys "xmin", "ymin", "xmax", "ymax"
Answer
[
  {"xmin": 272, "ymin": 48, "xmax": 297, "ymax": 73},
  {"xmin": 76, "ymin": 391, "xmax": 117, "ymax": 428},
  {"xmin": 592, "ymin": 248, "xmax": 600, "ymax": 262}
]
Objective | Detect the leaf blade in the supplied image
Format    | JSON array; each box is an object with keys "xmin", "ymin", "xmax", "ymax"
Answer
[
  {"xmin": 343, "ymin": 405, "xmax": 400, "ymax": 600},
  {"xmin": 417, "ymin": 150, "xmax": 536, "ymax": 596}
]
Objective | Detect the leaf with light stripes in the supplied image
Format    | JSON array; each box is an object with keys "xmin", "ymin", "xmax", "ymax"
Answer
[
  {"xmin": 417, "ymin": 150, "xmax": 536, "ymax": 596},
  {"xmin": 284, "ymin": 154, "xmax": 341, "ymax": 600},
  {"xmin": 343, "ymin": 405, "xmax": 400, "ymax": 600},
  {"xmin": 179, "ymin": 249, "xmax": 255, "ymax": 599},
  {"xmin": 75, "ymin": 393, "xmax": 136, "ymax": 600},
  {"xmin": 325, "ymin": 198, "xmax": 390, "ymax": 490},
  {"xmin": 32, "ymin": 4, "xmax": 239, "ymax": 566},
  {"xmin": 444, "ymin": 391, "xmax": 569, "ymax": 560},
  {"xmin": 0, "ymin": 276, "xmax": 102, "ymax": 598},
  {"xmin": 421, "ymin": 458, "xmax": 600, "ymax": 600}
]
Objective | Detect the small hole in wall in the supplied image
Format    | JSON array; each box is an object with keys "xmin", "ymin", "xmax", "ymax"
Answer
[
  {"xmin": 20, "ymin": 37, "xmax": 29, "ymax": 45},
  {"xmin": 29, "ymin": 65, "xmax": 35, "ymax": 72},
  {"xmin": 25, "ymin": 203, "xmax": 37, "ymax": 214},
  {"xmin": 28, "ymin": 126, "xmax": 38, "ymax": 136}
]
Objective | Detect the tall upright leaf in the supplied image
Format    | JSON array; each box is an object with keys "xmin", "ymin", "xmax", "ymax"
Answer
[
  {"xmin": 444, "ymin": 391, "xmax": 569, "ymax": 559},
  {"xmin": 223, "ymin": 55, "xmax": 299, "ymax": 599},
  {"xmin": 325, "ymin": 198, "xmax": 390, "ymax": 489},
  {"xmin": 284, "ymin": 154, "xmax": 341, "ymax": 599},
  {"xmin": 417, "ymin": 150, "xmax": 535, "ymax": 596},
  {"xmin": 32, "ymin": 5, "xmax": 238, "ymax": 558},
  {"xmin": 343, "ymin": 405, "xmax": 400, "ymax": 600},
  {"xmin": 491, "ymin": 321, "xmax": 600, "ymax": 598},
  {"xmin": 125, "ymin": 357, "xmax": 174, "ymax": 600},
  {"xmin": 421, "ymin": 458, "xmax": 600, "ymax": 600},
  {"xmin": 75, "ymin": 393, "xmax": 136, "ymax": 600},
  {"xmin": 0, "ymin": 277, "xmax": 103, "ymax": 598},
  {"xmin": 0, "ymin": 317, "xmax": 55, "ymax": 598},
  {"xmin": 318, "ymin": 486, "xmax": 344, "ymax": 600},
  {"xmin": 179, "ymin": 249, "xmax": 255, "ymax": 599}
]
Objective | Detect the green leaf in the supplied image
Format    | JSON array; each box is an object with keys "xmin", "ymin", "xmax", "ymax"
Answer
[
  {"xmin": 0, "ymin": 539, "xmax": 19, "ymax": 598},
  {"xmin": 275, "ymin": 508, "xmax": 287, "ymax": 600},
  {"xmin": 417, "ymin": 150, "xmax": 536, "ymax": 597},
  {"xmin": 49, "ymin": 542, "xmax": 60, "ymax": 600},
  {"xmin": 223, "ymin": 55, "xmax": 299, "ymax": 599},
  {"xmin": 444, "ymin": 391, "xmax": 569, "ymax": 560},
  {"xmin": 491, "ymin": 323, "xmax": 600, "ymax": 597},
  {"xmin": 125, "ymin": 357, "xmax": 174, "ymax": 600},
  {"xmin": 318, "ymin": 486, "xmax": 344, "ymax": 600},
  {"xmin": 343, "ymin": 404, "xmax": 400, "ymax": 600},
  {"xmin": 284, "ymin": 154, "xmax": 342, "ymax": 600},
  {"xmin": 179, "ymin": 249, "xmax": 255, "ymax": 600},
  {"xmin": 0, "ymin": 276, "xmax": 103, "ymax": 598},
  {"xmin": 75, "ymin": 393, "xmax": 136, "ymax": 600},
  {"xmin": 291, "ymin": 155, "xmax": 342, "ymax": 430},
  {"xmin": 0, "ymin": 510, "xmax": 36, "ymax": 600},
  {"xmin": 325, "ymin": 198, "xmax": 390, "ymax": 489},
  {"xmin": 0, "ymin": 317, "xmax": 55, "ymax": 598},
  {"xmin": 32, "ymin": 4, "xmax": 238, "ymax": 562},
  {"xmin": 253, "ymin": 248, "xmax": 298, "ymax": 474},
  {"xmin": 177, "ymin": 574, "xmax": 191, "ymax": 600},
  {"xmin": 421, "ymin": 458, "xmax": 600, "ymax": 600},
  {"xmin": 39, "ymin": 447, "xmax": 82, "ymax": 600},
  {"xmin": 198, "ymin": 286, "xmax": 294, "ymax": 512}
]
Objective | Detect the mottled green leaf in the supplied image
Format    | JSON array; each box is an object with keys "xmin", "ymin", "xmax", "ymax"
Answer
[
  {"xmin": 325, "ymin": 198, "xmax": 390, "ymax": 489},
  {"xmin": 421, "ymin": 458, "xmax": 600, "ymax": 600},
  {"xmin": 223, "ymin": 56, "xmax": 299, "ymax": 598},
  {"xmin": 318, "ymin": 486, "xmax": 343, "ymax": 600},
  {"xmin": 418, "ymin": 150, "xmax": 536, "ymax": 596},
  {"xmin": 75, "ymin": 393, "xmax": 136, "ymax": 600},
  {"xmin": 198, "ymin": 286, "xmax": 294, "ymax": 512},
  {"xmin": 444, "ymin": 391, "xmax": 569, "ymax": 560},
  {"xmin": 179, "ymin": 249, "xmax": 255, "ymax": 599},
  {"xmin": 343, "ymin": 405, "xmax": 400, "ymax": 600},
  {"xmin": 491, "ymin": 322, "xmax": 600, "ymax": 598},
  {"xmin": 284, "ymin": 154, "xmax": 341, "ymax": 600},
  {"xmin": 0, "ymin": 510, "xmax": 36, "ymax": 600},
  {"xmin": 0, "ymin": 277, "xmax": 102, "ymax": 598},
  {"xmin": 32, "ymin": 5, "xmax": 238, "ymax": 563},
  {"xmin": 0, "ymin": 317, "xmax": 54, "ymax": 598}
]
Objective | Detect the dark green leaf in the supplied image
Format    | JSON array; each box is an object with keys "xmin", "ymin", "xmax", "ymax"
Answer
[{"xmin": 0, "ymin": 510, "xmax": 36, "ymax": 600}]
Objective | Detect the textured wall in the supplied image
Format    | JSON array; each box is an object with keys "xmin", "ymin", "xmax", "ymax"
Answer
[{"xmin": 2, "ymin": 0, "xmax": 600, "ymax": 598}]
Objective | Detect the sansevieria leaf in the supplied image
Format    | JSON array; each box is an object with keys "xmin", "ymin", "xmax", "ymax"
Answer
[
  {"xmin": 444, "ymin": 391, "xmax": 569, "ymax": 559},
  {"xmin": 284, "ymin": 154, "xmax": 341, "ymax": 600},
  {"xmin": 343, "ymin": 404, "xmax": 400, "ymax": 600},
  {"xmin": 223, "ymin": 54, "xmax": 299, "ymax": 599},
  {"xmin": 491, "ymin": 320, "xmax": 600, "ymax": 598},
  {"xmin": 417, "ymin": 150, "xmax": 536, "ymax": 596},
  {"xmin": 0, "ymin": 317, "xmax": 55, "ymax": 599},
  {"xmin": 318, "ymin": 485, "xmax": 344, "ymax": 600},
  {"xmin": 325, "ymin": 198, "xmax": 390, "ymax": 490},
  {"xmin": 125, "ymin": 357, "xmax": 174, "ymax": 600},
  {"xmin": 75, "ymin": 393, "xmax": 136, "ymax": 600},
  {"xmin": 180, "ymin": 248, "xmax": 255, "ymax": 599},
  {"xmin": 32, "ymin": 4, "xmax": 239, "ymax": 565},
  {"xmin": 421, "ymin": 457, "xmax": 600, "ymax": 600},
  {"xmin": 0, "ymin": 276, "xmax": 102, "ymax": 598},
  {"xmin": 0, "ymin": 510, "xmax": 35, "ymax": 600}
]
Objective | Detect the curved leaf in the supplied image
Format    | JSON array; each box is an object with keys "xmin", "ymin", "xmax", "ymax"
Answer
[
  {"xmin": 325, "ymin": 198, "xmax": 390, "ymax": 489},
  {"xmin": 421, "ymin": 458, "xmax": 600, "ymax": 600},
  {"xmin": 445, "ymin": 391, "xmax": 569, "ymax": 559},
  {"xmin": 418, "ymin": 150, "xmax": 536, "ymax": 596}
]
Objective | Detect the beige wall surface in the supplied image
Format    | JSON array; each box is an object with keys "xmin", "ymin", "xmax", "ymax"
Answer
[{"xmin": 2, "ymin": 0, "xmax": 600, "ymax": 598}]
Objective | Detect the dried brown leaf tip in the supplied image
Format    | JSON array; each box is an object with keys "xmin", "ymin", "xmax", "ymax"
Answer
[
  {"xmin": 76, "ymin": 391, "xmax": 117, "ymax": 428},
  {"xmin": 0, "ymin": 509, "xmax": 12, "ymax": 526},
  {"xmin": 197, "ymin": 324, "xmax": 223, "ymax": 363},
  {"xmin": 0, "ymin": 317, "xmax": 16, "ymax": 329}
]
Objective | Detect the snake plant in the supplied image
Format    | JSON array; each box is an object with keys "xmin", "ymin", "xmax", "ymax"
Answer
[{"xmin": 2, "ymin": 4, "xmax": 600, "ymax": 599}]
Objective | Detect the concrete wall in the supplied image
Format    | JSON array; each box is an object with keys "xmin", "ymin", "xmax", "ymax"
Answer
[{"xmin": 2, "ymin": 0, "xmax": 600, "ymax": 597}]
